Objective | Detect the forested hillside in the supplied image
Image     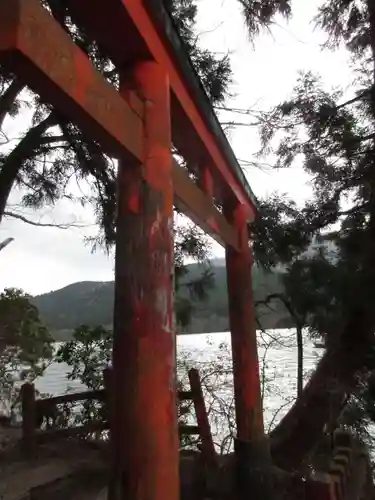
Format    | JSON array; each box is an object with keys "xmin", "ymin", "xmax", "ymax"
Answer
[{"xmin": 32, "ymin": 259, "xmax": 293, "ymax": 340}]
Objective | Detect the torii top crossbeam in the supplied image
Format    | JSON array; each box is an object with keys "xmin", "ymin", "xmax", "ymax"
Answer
[
  {"xmin": 66, "ymin": 0, "xmax": 258, "ymax": 215},
  {"xmin": 0, "ymin": 0, "xmax": 257, "ymax": 248},
  {"xmin": 0, "ymin": 1, "xmax": 264, "ymax": 499}
]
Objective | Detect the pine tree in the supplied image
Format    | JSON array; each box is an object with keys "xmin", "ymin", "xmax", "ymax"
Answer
[
  {"xmin": 0, "ymin": 0, "xmax": 233, "ymax": 241},
  {"xmin": 247, "ymin": 0, "xmax": 375, "ymax": 471},
  {"xmin": 0, "ymin": 0, "xmax": 289, "ymax": 329},
  {"xmin": 239, "ymin": 0, "xmax": 291, "ymax": 37},
  {"xmin": 0, "ymin": 0, "xmax": 226, "ymax": 328}
]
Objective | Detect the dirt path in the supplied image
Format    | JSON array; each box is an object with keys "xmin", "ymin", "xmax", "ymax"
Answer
[{"xmin": 0, "ymin": 435, "xmax": 108, "ymax": 500}]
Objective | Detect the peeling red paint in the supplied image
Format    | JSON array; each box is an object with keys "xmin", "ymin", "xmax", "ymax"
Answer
[
  {"xmin": 127, "ymin": 191, "xmax": 140, "ymax": 213},
  {"xmin": 112, "ymin": 62, "xmax": 178, "ymax": 500},
  {"xmin": 207, "ymin": 215, "xmax": 219, "ymax": 233},
  {"xmin": 199, "ymin": 166, "xmax": 215, "ymax": 197},
  {"xmin": 225, "ymin": 202, "xmax": 264, "ymax": 441}
]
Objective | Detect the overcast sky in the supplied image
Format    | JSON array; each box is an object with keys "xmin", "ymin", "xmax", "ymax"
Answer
[{"xmin": 0, "ymin": 0, "xmax": 352, "ymax": 296}]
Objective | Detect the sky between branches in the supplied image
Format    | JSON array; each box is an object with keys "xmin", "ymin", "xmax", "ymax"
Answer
[{"xmin": 0, "ymin": 0, "xmax": 352, "ymax": 295}]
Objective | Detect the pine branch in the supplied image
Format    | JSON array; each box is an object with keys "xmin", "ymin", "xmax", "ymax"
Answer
[
  {"xmin": 0, "ymin": 237, "xmax": 14, "ymax": 252},
  {"xmin": 335, "ymin": 89, "xmax": 371, "ymax": 111},
  {"xmin": 0, "ymin": 79, "xmax": 24, "ymax": 129},
  {"xmin": 255, "ymin": 292, "xmax": 304, "ymax": 329},
  {"xmin": 4, "ymin": 211, "xmax": 87, "ymax": 229},
  {"xmin": 0, "ymin": 112, "xmax": 59, "ymax": 224},
  {"xmin": 215, "ymin": 104, "xmax": 264, "ymax": 115},
  {"xmin": 38, "ymin": 135, "xmax": 67, "ymax": 145},
  {"xmin": 220, "ymin": 120, "xmax": 261, "ymax": 127}
]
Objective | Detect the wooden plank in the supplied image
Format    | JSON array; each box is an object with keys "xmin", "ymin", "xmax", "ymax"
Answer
[
  {"xmin": 36, "ymin": 389, "xmax": 105, "ymax": 407},
  {"xmin": 35, "ymin": 420, "xmax": 107, "ymax": 443},
  {"xmin": 173, "ymin": 162, "xmax": 240, "ymax": 251},
  {"xmin": 38, "ymin": 388, "xmax": 192, "ymax": 404},
  {"xmin": 35, "ymin": 422, "xmax": 200, "ymax": 446},
  {"xmin": 188, "ymin": 368, "xmax": 216, "ymax": 463},
  {"xmin": 21, "ymin": 383, "xmax": 37, "ymax": 456},
  {"xmin": 0, "ymin": 0, "xmax": 143, "ymax": 162}
]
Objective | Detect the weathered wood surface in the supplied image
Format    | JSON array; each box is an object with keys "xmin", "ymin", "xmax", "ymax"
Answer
[
  {"xmin": 0, "ymin": 442, "xmax": 214, "ymax": 500},
  {"xmin": 0, "ymin": 439, "xmax": 106, "ymax": 500}
]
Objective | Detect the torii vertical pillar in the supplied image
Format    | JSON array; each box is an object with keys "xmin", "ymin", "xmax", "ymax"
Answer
[
  {"xmin": 112, "ymin": 61, "xmax": 179, "ymax": 500},
  {"xmin": 225, "ymin": 202, "xmax": 263, "ymax": 440},
  {"xmin": 225, "ymin": 202, "xmax": 274, "ymax": 500}
]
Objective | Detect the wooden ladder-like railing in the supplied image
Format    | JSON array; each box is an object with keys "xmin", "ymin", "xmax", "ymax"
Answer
[
  {"xmin": 21, "ymin": 367, "xmax": 216, "ymax": 468},
  {"xmin": 179, "ymin": 368, "xmax": 216, "ymax": 465}
]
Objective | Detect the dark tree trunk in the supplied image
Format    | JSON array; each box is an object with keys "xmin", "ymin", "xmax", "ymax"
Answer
[
  {"xmin": 269, "ymin": 7, "xmax": 375, "ymax": 463},
  {"xmin": 366, "ymin": 0, "xmax": 375, "ymax": 84},
  {"xmin": 265, "ymin": 0, "xmax": 375, "ymax": 475},
  {"xmin": 296, "ymin": 324, "xmax": 303, "ymax": 399},
  {"xmin": 0, "ymin": 112, "xmax": 57, "ymax": 224},
  {"xmin": 269, "ymin": 312, "xmax": 373, "ymax": 471},
  {"xmin": 0, "ymin": 79, "xmax": 24, "ymax": 128}
]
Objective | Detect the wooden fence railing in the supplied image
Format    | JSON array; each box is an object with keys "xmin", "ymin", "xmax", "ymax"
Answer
[
  {"xmin": 20, "ymin": 373, "xmax": 375, "ymax": 500},
  {"xmin": 20, "ymin": 367, "xmax": 216, "ymax": 467},
  {"xmin": 20, "ymin": 382, "xmax": 108, "ymax": 454}
]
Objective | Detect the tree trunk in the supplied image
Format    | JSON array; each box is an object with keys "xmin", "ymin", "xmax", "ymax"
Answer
[
  {"xmin": 269, "ymin": 312, "xmax": 373, "ymax": 471},
  {"xmin": 0, "ymin": 79, "xmax": 24, "ymax": 129},
  {"xmin": 296, "ymin": 324, "xmax": 303, "ymax": 399},
  {"xmin": 268, "ymin": 0, "xmax": 375, "ymax": 474},
  {"xmin": 366, "ymin": 0, "xmax": 375, "ymax": 85},
  {"xmin": 0, "ymin": 112, "xmax": 57, "ymax": 223}
]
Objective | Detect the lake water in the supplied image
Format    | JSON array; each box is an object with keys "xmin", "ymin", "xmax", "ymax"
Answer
[{"xmin": 32, "ymin": 329, "xmax": 321, "ymax": 450}]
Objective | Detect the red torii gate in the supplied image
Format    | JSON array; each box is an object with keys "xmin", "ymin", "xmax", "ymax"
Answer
[{"xmin": 0, "ymin": 0, "xmax": 264, "ymax": 499}]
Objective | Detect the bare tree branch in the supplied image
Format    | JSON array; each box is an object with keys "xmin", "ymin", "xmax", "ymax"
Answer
[
  {"xmin": 0, "ymin": 112, "xmax": 59, "ymax": 225},
  {"xmin": 0, "ymin": 237, "xmax": 14, "ymax": 252},
  {"xmin": 3, "ymin": 211, "xmax": 88, "ymax": 229},
  {"xmin": 220, "ymin": 120, "xmax": 261, "ymax": 127},
  {"xmin": 0, "ymin": 79, "xmax": 25, "ymax": 129}
]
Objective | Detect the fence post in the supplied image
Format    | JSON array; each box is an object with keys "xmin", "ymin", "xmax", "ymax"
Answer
[
  {"xmin": 188, "ymin": 368, "xmax": 216, "ymax": 465},
  {"xmin": 103, "ymin": 367, "xmax": 118, "ymax": 500},
  {"xmin": 21, "ymin": 382, "xmax": 36, "ymax": 456}
]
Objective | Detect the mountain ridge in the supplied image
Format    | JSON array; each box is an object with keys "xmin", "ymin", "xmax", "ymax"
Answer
[{"xmin": 31, "ymin": 260, "xmax": 293, "ymax": 340}]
